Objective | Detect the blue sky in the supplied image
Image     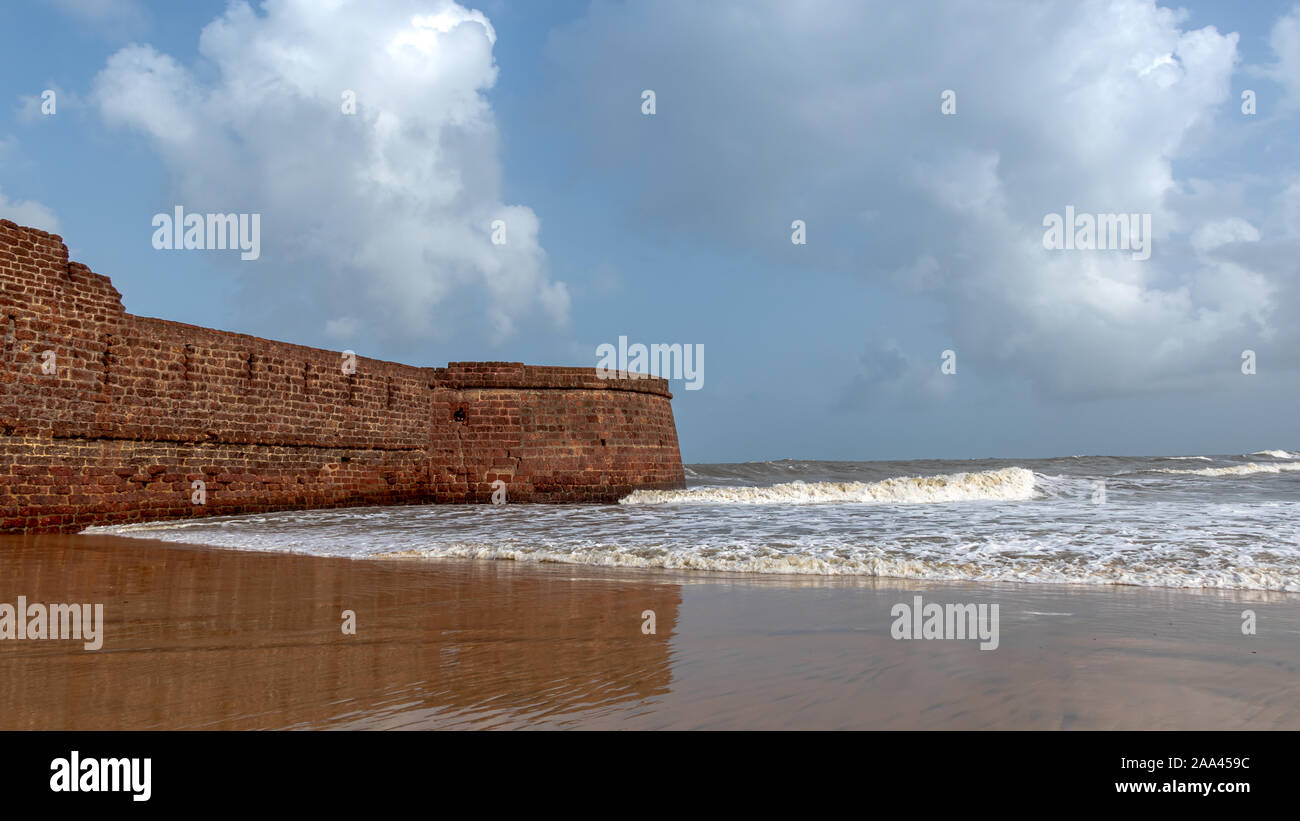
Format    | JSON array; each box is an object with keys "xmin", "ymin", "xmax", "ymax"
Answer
[{"xmin": 3, "ymin": 0, "xmax": 1299, "ymax": 463}]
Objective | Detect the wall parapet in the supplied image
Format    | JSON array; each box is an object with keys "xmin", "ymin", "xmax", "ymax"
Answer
[{"xmin": 432, "ymin": 362, "xmax": 673, "ymax": 396}]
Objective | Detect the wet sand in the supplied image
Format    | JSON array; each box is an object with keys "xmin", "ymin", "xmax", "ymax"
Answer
[{"xmin": 1, "ymin": 532, "xmax": 1297, "ymax": 729}]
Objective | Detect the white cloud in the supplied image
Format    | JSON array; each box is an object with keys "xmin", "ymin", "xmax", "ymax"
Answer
[
  {"xmin": 0, "ymin": 186, "xmax": 60, "ymax": 233},
  {"xmin": 1264, "ymin": 5, "xmax": 1300, "ymax": 108},
  {"xmin": 93, "ymin": 0, "xmax": 566, "ymax": 345},
  {"xmin": 323, "ymin": 316, "xmax": 361, "ymax": 340},
  {"xmin": 1191, "ymin": 217, "xmax": 1260, "ymax": 255},
  {"xmin": 546, "ymin": 0, "xmax": 1289, "ymax": 399},
  {"xmin": 1281, "ymin": 180, "xmax": 1300, "ymax": 234}
]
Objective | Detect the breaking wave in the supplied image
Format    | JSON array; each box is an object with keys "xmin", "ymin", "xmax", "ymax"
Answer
[
  {"xmin": 85, "ymin": 453, "xmax": 1300, "ymax": 593},
  {"xmin": 620, "ymin": 467, "xmax": 1037, "ymax": 505},
  {"xmin": 1149, "ymin": 461, "xmax": 1300, "ymax": 477}
]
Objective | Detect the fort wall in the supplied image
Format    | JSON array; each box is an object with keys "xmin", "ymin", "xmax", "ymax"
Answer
[{"xmin": 0, "ymin": 220, "xmax": 685, "ymax": 533}]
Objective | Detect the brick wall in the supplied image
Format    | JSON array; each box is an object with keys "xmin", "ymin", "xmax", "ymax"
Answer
[{"xmin": 0, "ymin": 220, "xmax": 685, "ymax": 533}]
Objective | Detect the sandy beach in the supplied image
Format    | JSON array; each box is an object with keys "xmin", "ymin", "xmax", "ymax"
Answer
[{"xmin": 1, "ymin": 532, "xmax": 1296, "ymax": 730}]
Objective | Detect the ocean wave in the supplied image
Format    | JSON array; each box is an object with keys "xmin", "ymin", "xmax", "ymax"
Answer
[
  {"xmin": 620, "ymin": 467, "xmax": 1037, "ymax": 505},
  {"xmin": 1161, "ymin": 455, "xmax": 1213, "ymax": 461},
  {"xmin": 1148, "ymin": 461, "xmax": 1300, "ymax": 477},
  {"xmin": 86, "ymin": 469, "xmax": 1300, "ymax": 592},
  {"xmin": 1248, "ymin": 450, "xmax": 1294, "ymax": 459}
]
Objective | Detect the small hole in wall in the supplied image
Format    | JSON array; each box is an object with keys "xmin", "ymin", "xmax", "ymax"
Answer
[
  {"xmin": 341, "ymin": 455, "xmax": 351, "ymax": 463},
  {"xmin": 454, "ymin": 407, "xmax": 467, "ymax": 423},
  {"xmin": 601, "ymin": 439, "xmax": 606, "ymax": 447}
]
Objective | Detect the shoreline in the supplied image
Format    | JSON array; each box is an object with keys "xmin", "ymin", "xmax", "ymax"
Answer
[{"xmin": 1, "ymin": 533, "xmax": 1296, "ymax": 730}]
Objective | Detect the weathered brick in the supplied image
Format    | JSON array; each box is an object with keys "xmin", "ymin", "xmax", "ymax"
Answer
[{"xmin": 0, "ymin": 220, "xmax": 686, "ymax": 532}]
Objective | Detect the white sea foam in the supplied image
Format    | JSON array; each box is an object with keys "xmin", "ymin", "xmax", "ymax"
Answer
[
  {"xmin": 619, "ymin": 467, "xmax": 1036, "ymax": 505},
  {"xmin": 1150, "ymin": 461, "xmax": 1300, "ymax": 477},
  {"xmin": 84, "ymin": 456, "xmax": 1300, "ymax": 593},
  {"xmin": 365, "ymin": 540, "xmax": 1300, "ymax": 592},
  {"xmin": 1248, "ymin": 450, "xmax": 1294, "ymax": 459},
  {"xmin": 1161, "ymin": 455, "xmax": 1212, "ymax": 461}
]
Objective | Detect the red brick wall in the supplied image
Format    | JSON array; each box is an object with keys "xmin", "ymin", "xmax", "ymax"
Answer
[{"xmin": 0, "ymin": 220, "xmax": 685, "ymax": 533}]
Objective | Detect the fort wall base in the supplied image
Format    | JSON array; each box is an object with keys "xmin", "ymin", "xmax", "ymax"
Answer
[{"xmin": 0, "ymin": 220, "xmax": 685, "ymax": 534}]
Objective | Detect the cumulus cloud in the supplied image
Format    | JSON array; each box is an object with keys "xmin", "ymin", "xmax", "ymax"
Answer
[
  {"xmin": 1263, "ymin": 4, "xmax": 1300, "ymax": 108},
  {"xmin": 93, "ymin": 0, "xmax": 567, "ymax": 346},
  {"xmin": 0, "ymin": 186, "xmax": 60, "ymax": 233},
  {"xmin": 1191, "ymin": 217, "xmax": 1260, "ymax": 255},
  {"xmin": 545, "ymin": 0, "xmax": 1295, "ymax": 400}
]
